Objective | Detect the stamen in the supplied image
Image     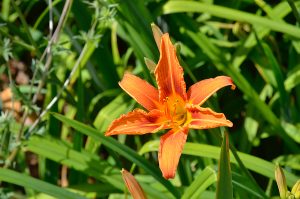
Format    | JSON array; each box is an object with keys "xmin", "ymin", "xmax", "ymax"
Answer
[
  {"xmin": 163, "ymin": 96, "xmax": 187, "ymax": 126},
  {"xmin": 171, "ymin": 99, "xmax": 178, "ymax": 119},
  {"xmin": 163, "ymin": 97, "xmax": 169, "ymax": 116}
]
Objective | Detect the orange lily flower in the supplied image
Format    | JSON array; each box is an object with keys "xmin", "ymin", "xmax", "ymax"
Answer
[{"xmin": 105, "ymin": 32, "xmax": 235, "ymax": 179}]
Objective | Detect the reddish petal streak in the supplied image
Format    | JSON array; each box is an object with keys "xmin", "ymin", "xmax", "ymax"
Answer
[
  {"xmin": 119, "ymin": 73, "xmax": 160, "ymax": 111},
  {"xmin": 105, "ymin": 109, "xmax": 166, "ymax": 136},
  {"xmin": 155, "ymin": 34, "xmax": 186, "ymax": 102}
]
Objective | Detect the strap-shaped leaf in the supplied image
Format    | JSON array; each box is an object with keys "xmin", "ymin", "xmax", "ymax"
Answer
[
  {"xmin": 216, "ymin": 132, "xmax": 233, "ymax": 199},
  {"xmin": 0, "ymin": 168, "xmax": 85, "ymax": 199}
]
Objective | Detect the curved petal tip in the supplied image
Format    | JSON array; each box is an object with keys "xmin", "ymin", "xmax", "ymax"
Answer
[{"xmin": 158, "ymin": 128, "xmax": 188, "ymax": 179}]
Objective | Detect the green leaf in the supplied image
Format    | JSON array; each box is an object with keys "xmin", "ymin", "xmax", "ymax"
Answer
[
  {"xmin": 93, "ymin": 94, "xmax": 132, "ymax": 132},
  {"xmin": 163, "ymin": 1, "xmax": 300, "ymax": 39},
  {"xmin": 261, "ymin": 42, "xmax": 288, "ymax": 112},
  {"xmin": 26, "ymin": 135, "xmax": 124, "ymax": 190},
  {"xmin": 182, "ymin": 166, "xmax": 217, "ymax": 199},
  {"xmin": 139, "ymin": 141, "xmax": 298, "ymax": 187},
  {"xmin": 51, "ymin": 113, "xmax": 181, "ymax": 199},
  {"xmin": 232, "ymin": 1, "xmax": 295, "ymax": 69},
  {"xmin": 281, "ymin": 121, "xmax": 300, "ymax": 144},
  {"xmin": 184, "ymin": 29, "xmax": 300, "ymax": 153},
  {"xmin": 285, "ymin": 66, "xmax": 300, "ymax": 92},
  {"xmin": 232, "ymin": 172, "xmax": 264, "ymax": 198},
  {"xmin": 68, "ymin": 183, "xmax": 119, "ymax": 198},
  {"xmin": 216, "ymin": 132, "xmax": 233, "ymax": 199},
  {"xmin": 87, "ymin": 93, "xmax": 133, "ymax": 153},
  {"xmin": 26, "ymin": 135, "xmax": 169, "ymax": 199},
  {"xmin": 0, "ymin": 168, "xmax": 85, "ymax": 199}
]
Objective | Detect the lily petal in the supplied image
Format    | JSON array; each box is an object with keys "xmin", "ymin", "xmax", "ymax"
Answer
[
  {"xmin": 158, "ymin": 127, "xmax": 188, "ymax": 179},
  {"xmin": 188, "ymin": 107, "xmax": 233, "ymax": 129},
  {"xmin": 155, "ymin": 34, "xmax": 186, "ymax": 102},
  {"xmin": 187, "ymin": 76, "xmax": 235, "ymax": 106},
  {"xmin": 105, "ymin": 109, "xmax": 165, "ymax": 136},
  {"xmin": 119, "ymin": 73, "xmax": 160, "ymax": 111}
]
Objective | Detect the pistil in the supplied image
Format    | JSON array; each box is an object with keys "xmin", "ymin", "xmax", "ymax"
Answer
[{"xmin": 163, "ymin": 95, "xmax": 187, "ymax": 126}]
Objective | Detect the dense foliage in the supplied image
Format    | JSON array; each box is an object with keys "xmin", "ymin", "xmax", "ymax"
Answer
[{"xmin": 0, "ymin": 0, "xmax": 300, "ymax": 198}]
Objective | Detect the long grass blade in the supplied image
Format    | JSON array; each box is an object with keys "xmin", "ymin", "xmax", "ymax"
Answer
[
  {"xmin": 163, "ymin": 1, "xmax": 300, "ymax": 39},
  {"xmin": 0, "ymin": 168, "xmax": 85, "ymax": 199},
  {"xmin": 52, "ymin": 113, "xmax": 181, "ymax": 199},
  {"xmin": 216, "ymin": 132, "xmax": 233, "ymax": 199}
]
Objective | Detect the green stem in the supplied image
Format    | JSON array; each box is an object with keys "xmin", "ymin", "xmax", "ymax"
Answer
[
  {"xmin": 1, "ymin": 0, "xmax": 10, "ymax": 20},
  {"xmin": 286, "ymin": 0, "xmax": 300, "ymax": 25},
  {"xmin": 229, "ymin": 142, "xmax": 268, "ymax": 199}
]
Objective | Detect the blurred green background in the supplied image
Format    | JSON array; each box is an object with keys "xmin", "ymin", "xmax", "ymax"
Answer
[{"xmin": 0, "ymin": 0, "xmax": 300, "ymax": 198}]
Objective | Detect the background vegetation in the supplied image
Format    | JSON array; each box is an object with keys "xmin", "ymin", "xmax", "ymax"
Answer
[{"xmin": 0, "ymin": 0, "xmax": 300, "ymax": 198}]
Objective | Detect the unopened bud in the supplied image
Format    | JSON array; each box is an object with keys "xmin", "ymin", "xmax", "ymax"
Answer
[
  {"xmin": 151, "ymin": 23, "xmax": 163, "ymax": 49},
  {"xmin": 121, "ymin": 168, "xmax": 147, "ymax": 199},
  {"xmin": 144, "ymin": 57, "xmax": 156, "ymax": 73},
  {"xmin": 275, "ymin": 165, "xmax": 288, "ymax": 199},
  {"xmin": 292, "ymin": 180, "xmax": 300, "ymax": 198}
]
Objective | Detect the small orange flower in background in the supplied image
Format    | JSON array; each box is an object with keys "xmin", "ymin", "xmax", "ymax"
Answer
[
  {"xmin": 106, "ymin": 25, "xmax": 235, "ymax": 179},
  {"xmin": 121, "ymin": 168, "xmax": 147, "ymax": 199}
]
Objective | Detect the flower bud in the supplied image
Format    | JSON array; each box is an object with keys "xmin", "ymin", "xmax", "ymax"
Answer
[
  {"xmin": 151, "ymin": 23, "xmax": 163, "ymax": 49},
  {"xmin": 292, "ymin": 180, "xmax": 300, "ymax": 198},
  {"xmin": 275, "ymin": 165, "xmax": 288, "ymax": 199},
  {"xmin": 121, "ymin": 168, "xmax": 147, "ymax": 199},
  {"xmin": 144, "ymin": 57, "xmax": 156, "ymax": 73}
]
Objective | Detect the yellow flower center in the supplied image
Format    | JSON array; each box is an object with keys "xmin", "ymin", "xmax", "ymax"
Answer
[{"xmin": 163, "ymin": 95, "xmax": 187, "ymax": 126}]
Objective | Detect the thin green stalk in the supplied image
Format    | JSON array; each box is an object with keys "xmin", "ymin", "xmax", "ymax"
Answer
[
  {"xmin": 229, "ymin": 141, "xmax": 268, "ymax": 198},
  {"xmin": 3, "ymin": 66, "xmax": 20, "ymax": 169},
  {"xmin": 11, "ymin": 0, "xmax": 41, "ymax": 57},
  {"xmin": 4, "ymin": 0, "xmax": 74, "ymax": 169},
  {"xmin": 33, "ymin": 0, "xmax": 61, "ymax": 29},
  {"xmin": 25, "ymin": 38, "xmax": 91, "ymax": 137},
  {"xmin": 22, "ymin": 0, "xmax": 73, "ymax": 135},
  {"xmin": 163, "ymin": 1, "xmax": 300, "ymax": 39},
  {"xmin": 1, "ymin": 0, "xmax": 10, "ymax": 20},
  {"xmin": 286, "ymin": 0, "xmax": 300, "ymax": 25},
  {"xmin": 0, "ymin": 18, "xmax": 35, "ymax": 51},
  {"xmin": 30, "ymin": 0, "xmax": 73, "ymax": 104}
]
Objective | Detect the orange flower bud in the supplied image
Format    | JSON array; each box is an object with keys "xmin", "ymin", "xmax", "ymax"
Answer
[
  {"xmin": 151, "ymin": 23, "xmax": 163, "ymax": 49},
  {"xmin": 121, "ymin": 169, "xmax": 147, "ymax": 199},
  {"xmin": 275, "ymin": 165, "xmax": 288, "ymax": 199}
]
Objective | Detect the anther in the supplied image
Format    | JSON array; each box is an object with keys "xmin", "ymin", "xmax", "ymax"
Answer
[{"xmin": 172, "ymin": 103, "xmax": 177, "ymax": 118}]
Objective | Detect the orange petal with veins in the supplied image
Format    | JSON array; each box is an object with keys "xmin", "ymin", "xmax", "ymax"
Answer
[
  {"xmin": 105, "ymin": 109, "xmax": 165, "ymax": 136},
  {"xmin": 187, "ymin": 76, "xmax": 235, "ymax": 106},
  {"xmin": 155, "ymin": 34, "xmax": 186, "ymax": 102},
  {"xmin": 188, "ymin": 107, "xmax": 233, "ymax": 129},
  {"xmin": 158, "ymin": 127, "xmax": 188, "ymax": 179},
  {"xmin": 119, "ymin": 73, "xmax": 160, "ymax": 111}
]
